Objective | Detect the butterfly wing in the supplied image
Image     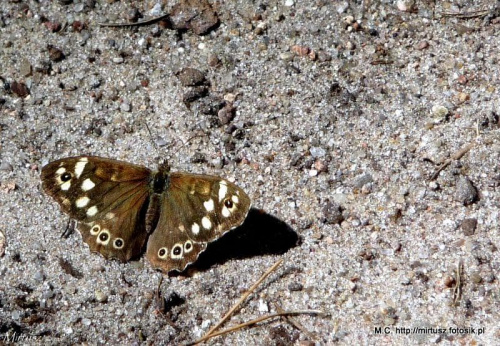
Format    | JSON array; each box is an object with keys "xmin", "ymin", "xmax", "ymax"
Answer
[
  {"xmin": 146, "ymin": 173, "xmax": 251, "ymax": 272},
  {"xmin": 41, "ymin": 156, "xmax": 152, "ymax": 261}
]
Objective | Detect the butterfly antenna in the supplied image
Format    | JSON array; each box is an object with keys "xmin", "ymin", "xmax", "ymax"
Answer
[
  {"xmin": 179, "ymin": 132, "xmax": 208, "ymax": 151},
  {"xmin": 61, "ymin": 218, "xmax": 75, "ymax": 238},
  {"xmin": 145, "ymin": 122, "xmax": 161, "ymax": 156}
]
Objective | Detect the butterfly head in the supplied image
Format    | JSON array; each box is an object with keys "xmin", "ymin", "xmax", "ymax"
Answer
[{"xmin": 157, "ymin": 158, "xmax": 171, "ymax": 173}]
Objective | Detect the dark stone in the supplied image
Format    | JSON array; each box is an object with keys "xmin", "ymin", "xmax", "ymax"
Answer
[
  {"xmin": 169, "ymin": 0, "xmax": 219, "ymax": 35},
  {"xmin": 461, "ymin": 218, "xmax": 478, "ymax": 236},
  {"xmin": 176, "ymin": 68, "xmax": 207, "ymax": 86},
  {"xmin": 455, "ymin": 177, "xmax": 478, "ymax": 205}
]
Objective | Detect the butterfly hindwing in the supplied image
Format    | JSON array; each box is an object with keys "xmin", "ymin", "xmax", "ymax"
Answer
[
  {"xmin": 146, "ymin": 173, "xmax": 251, "ymax": 272},
  {"xmin": 42, "ymin": 156, "xmax": 252, "ymax": 271},
  {"xmin": 41, "ymin": 156, "xmax": 152, "ymax": 261}
]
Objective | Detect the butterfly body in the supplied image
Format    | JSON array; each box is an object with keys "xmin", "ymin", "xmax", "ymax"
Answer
[{"xmin": 41, "ymin": 156, "xmax": 251, "ymax": 272}]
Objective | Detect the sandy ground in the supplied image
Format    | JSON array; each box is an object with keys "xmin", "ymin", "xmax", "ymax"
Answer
[{"xmin": 1, "ymin": 0, "xmax": 500, "ymax": 345}]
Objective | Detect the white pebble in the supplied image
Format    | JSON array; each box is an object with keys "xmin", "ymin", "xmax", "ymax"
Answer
[
  {"xmin": 149, "ymin": 3, "xmax": 162, "ymax": 16},
  {"xmin": 258, "ymin": 299, "xmax": 269, "ymax": 312}
]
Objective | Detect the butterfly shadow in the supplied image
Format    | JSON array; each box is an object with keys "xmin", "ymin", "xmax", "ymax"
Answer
[{"xmin": 183, "ymin": 208, "xmax": 299, "ymax": 274}]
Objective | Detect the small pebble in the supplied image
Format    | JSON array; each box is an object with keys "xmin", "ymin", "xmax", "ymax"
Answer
[
  {"xmin": 417, "ymin": 40, "xmax": 429, "ymax": 50},
  {"xmin": 11, "ymin": 310, "xmax": 23, "ymax": 320},
  {"xmin": 20, "ymin": 59, "xmax": 32, "ymax": 77},
  {"xmin": 176, "ymin": 68, "xmax": 206, "ymax": 86},
  {"xmin": 461, "ymin": 218, "xmax": 477, "ymax": 236},
  {"xmin": 218, "ymin": 104, "xmax": 236, "ymax": 125},
  {"xmin": 11, "ymin": 81, "xmax": 30, "ymax": 97},
  {"xmin": 343, "ymin": 15, "xmax": 355, "ymax": 25},
  {"xmin": 95, "ymin": 290, "xmax": 108, "ymax": 303},
  {"xmin": 48, "ymin": 45, "xmax": 65, "ymax": 62},
  {"xmin": 470, "ymin": 272, "xmax": 482, "ymax": 284},
  {"xmin": 0, "ymin": 230, "xmax": 5, "ymax": 257},
  {"xmin": 285, "ymin": 0, "xmax": 294, "ymax": 7},
  {"xmin": 44, "ymin": 21, "xmax": 62, "ymax": 32},
  {"xmin": 0, "ymin": 162, "xmax": 13, "ymax": 171},
  {"xmin": 156, "ymin": 137, "xmax": 168, "ymax": 147},
  {"xmin": 34, "ymin": 270, "xmax": 45, "ymax": 282},
  {"xmin": 322, "ymin": 200, "xmax": 343, "ymax": 224},
  {"xmin": 443, "ymin": 275, "xmax": 455, "ymax": 288},
  {"xmin": 258, "ymin": 299, "xmax": 269, "ymax": 312},
  {"xmin": 310, "ymin": 146, "xmax": 326, "ymax": 158},
  {"xmin": 74, "ymin": 3, "xmax": 85, "ymax": 12},
  {"xmin": 149, "ymin": 3, "xmax": 162, "ymax": 16},
  {"xmin": 457, "ymin": 92, "xmax": 470, "ymax": 103},
  {"xmin": 431, "ymin": 105, "xmax": 448, "ymax": 121},
  {"xmin": 313, "ymin": 159, "xmax": 327, "ymax": 173},
  {"xmin": 353, "ymin": 173, "xmax": 374, "ymax": 189},
  {"xmin": 288, "ymin": 282, "xmax": 303, "ymax": 291},
  {"xmin": 291, "ymin": 45, "xmax": 310, "ymax": 56},
  {"xmin": 337, "ymin": 1, "xmax": 349, "ymax": 14},
  {"xmin": 455, "ymin": 177, "xmax": 478, "ymax": 205},
  {"xmin": 396, "ymin": 0, "xmax": 414, "ymax": 12},
  {"xmin": 280, "ymin": 52, "xmax": 294, "ymax": 61},
  {"xmin": 120, "ymin": 102, "xmax": 131, "ymax": 112}
]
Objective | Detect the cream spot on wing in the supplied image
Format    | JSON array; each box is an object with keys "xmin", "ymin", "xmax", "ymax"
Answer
[
  {"xmin": 105, "ymin": 212, "xmax": 115, "ymax": 220},
  {"xmin": 113, "ymin": 238, "xmax": 124, "ymax": 249},
  {"xmin": 203, "ymin": 199, "xmax": 214, "ymax": 212},
  {"xmin": 236, "ymin": 190, "xmax": 240, "ymax": 196},
  {"xmin": 202, "ymin": 216, "xmax": 212, "ymax": 230},
  {"xmin": 56, "ymin": 167, "xmax": 66, "ymax": 175},
  {"xmin": 74, "ymin": 160, "xmax": 87, "ymax": 179},
  {"xmin": 61, "ymin": 180, "xmax": 71, "ymax": 191},
  {"xmin": 191, "ymin": 223, "xmax": 200, "ymax": 235},
  {"xmin": 184, "ymin": 240, "xmax": 193, "ymax": 253},
  {"xmin": 81, "ymin": 178, "xmax": 95, "ymax": 191},
  {"xmin": 178, "ymin": 224, "xmax": 186, "ymax": 232},
  {"xmin": 96, "ymin": 229, "xmax": 110, "ymax": 246},
  {"xmin": 231, "ymin": 195, "xmax": 239, "ymax": 204},
  {"xmin": 62, "ymin": 198, "xmax": 71, "ymax": 207},
  {"xmin": 86, "ymin": 205, "xmax": 98, "ymax": 217},
  {"xmin": 90, "ymin": 224, "xmax": 100, "ymax": 235},
  {"xmin": 76, "ymin": 196, "xmax": 90, "ymax": 208},
  {"xmin": 222, "ymin": 206, "xmax": 230, "ymax": 218},
  {"xmin": 171, "ymin": 243, "xmax": 183, "ymax": 259},
  {"xmin": 218, "ymin": 180, "xmax": 228, "ymax": 202},
  {"xmin": 158, "ymin": 247, "xmax": 168, "ymax": 259},
  {"xmin": 111, "ymin": 173, "xmax": 119, "ymax": 181}
]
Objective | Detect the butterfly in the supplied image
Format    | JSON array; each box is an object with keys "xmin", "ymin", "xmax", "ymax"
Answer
[{"xmin": 41, "ymin": 156, "xmax": 251, "ymax": 272}]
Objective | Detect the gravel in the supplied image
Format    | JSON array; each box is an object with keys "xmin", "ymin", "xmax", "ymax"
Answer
[{"xmin": 1, "ymin": 0, "xmax": 499, "ymax": 344}]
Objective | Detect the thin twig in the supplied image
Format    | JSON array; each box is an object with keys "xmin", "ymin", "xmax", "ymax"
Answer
[
  {"xmin": 188, "ymin": 310, "xmax": 323, "ymax": 345},
  {"xmin": 275, "ymin": 304, "xmax": 318, "ymax": 341},
  {"xmin": 440, "ymin": 10, "xmax": 490, "ymax": 19},
  {"xmin": 370, "ymin": 60, "xmax": 394, "ymax": 65},
  {"xmin": 452, "ymin": 259, "xmax": 463, "ymax": 305},
  {"xmin": 61, "ymin": 218, "xmax": 74, "ymax": 238},
  {"xmin": 429, "ymin": 142, "xmax": 475, "ymax": 180},
  {"xmin": 99, "ymin": 14, "xmax": 170, "ymax": 27},
  {"xmin": 203, "ymin": 259, "xmax": 284, "ymax": 338}
]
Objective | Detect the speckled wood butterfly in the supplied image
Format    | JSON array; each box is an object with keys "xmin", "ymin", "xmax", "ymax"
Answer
[{"xmin": 41, "ymin": 156, "xmax": 251, "ymax": 272}]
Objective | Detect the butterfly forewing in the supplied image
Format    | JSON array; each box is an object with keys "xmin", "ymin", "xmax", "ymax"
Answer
[
  {"xmin": 42, "ymin": 156, "xmax": 252, "ymax": 272},
  {"xmin": 146, "ymin": 173, "xmax": 251, "ymax": 272},
  {"xmin": 41, "ymin": 156, "xmax": 152, "ymax": 261}
]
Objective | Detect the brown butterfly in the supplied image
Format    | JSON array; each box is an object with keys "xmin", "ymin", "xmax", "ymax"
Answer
[{"xmin": 41, "ymin": 156, "xmax": 251, "ymax": 272}]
